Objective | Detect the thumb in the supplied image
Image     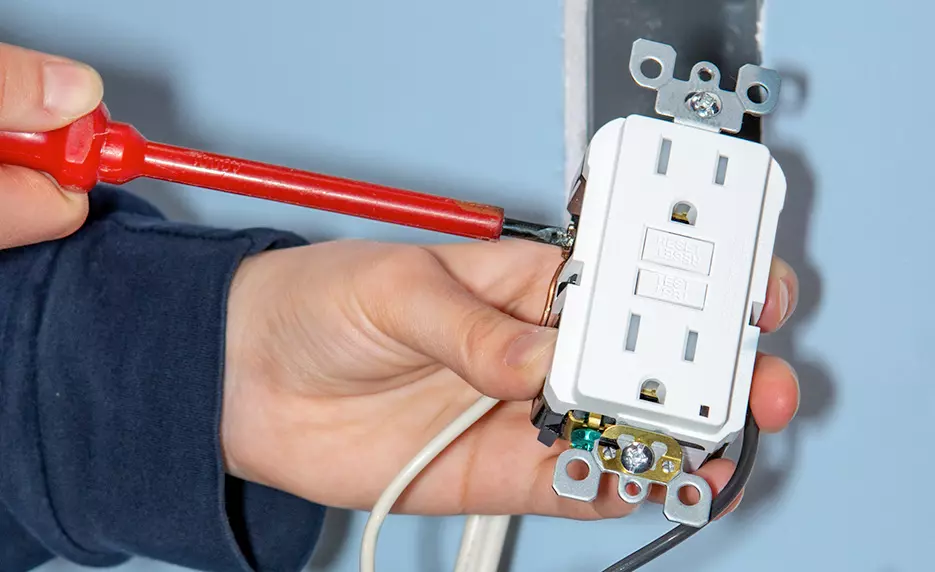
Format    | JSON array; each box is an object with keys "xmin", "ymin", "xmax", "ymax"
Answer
[
  {"xmin": 0, "ymin": 165, "xmax": 89, "ymax": 249},
  {"xmin": 0, "ymin": 43, "xmax": 101, "ymax": 249},
  {"xmin": 0, "ymin": 42, "xmax": 104, "ymax": 131},
  {"xmin": 372, "ymin": 248, "xmax": 557, "ymax": 401}
]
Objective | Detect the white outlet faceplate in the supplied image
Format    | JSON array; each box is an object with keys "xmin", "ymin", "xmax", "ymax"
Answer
[{"xmin": 544, "ymin": 113, "xmax": 786, "ymax": 461}]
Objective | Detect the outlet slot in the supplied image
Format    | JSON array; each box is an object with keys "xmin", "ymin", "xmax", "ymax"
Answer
[
  {"xmin": 714, "ymin": 155, "xmax": 729, "ymax": 185},
  {"xmin": 624, "ymin": 313, "xmax": 641, "ymax": 351},
  {"xmin": 699, "ymin": 405, "xmax": 710, "ymax": 418},
  {"xmin": 639, "ymin": 379, "xmax": 665, "ymax": 404},
  {"xmin": 656, "ymin": 138, "xmax": 672, "ymax": 175},
  {"xmin": 671, "ymin": 201, "xmax": 697, "ymax": 225},
  {"xmin": 683, "ymin": 330, "xmax": 699, "ymax": 362}
]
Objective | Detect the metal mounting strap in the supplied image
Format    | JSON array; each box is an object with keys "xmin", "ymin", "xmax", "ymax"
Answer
[{"xmin": 628, "ymin": 38, "xmax": 781, "ymax": 133}]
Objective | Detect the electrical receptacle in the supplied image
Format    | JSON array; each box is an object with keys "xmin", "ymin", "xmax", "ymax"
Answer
[
  {"xmin": 536, "ymin": 39, "xmax": 785, "ymax": 526},
  {"xmin": 544, "ymin": 113, "xmax": 785, "ymax": 464}
]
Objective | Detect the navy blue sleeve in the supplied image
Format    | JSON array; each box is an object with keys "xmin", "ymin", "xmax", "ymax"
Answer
[{"xmin": 0, "ymin": 187, "xmax": 326, "ymax": 572}]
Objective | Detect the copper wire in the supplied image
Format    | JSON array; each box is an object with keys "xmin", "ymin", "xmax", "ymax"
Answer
[{"xmin": 538, "ymin": 257, "xmax": 569, "ymax": 327}]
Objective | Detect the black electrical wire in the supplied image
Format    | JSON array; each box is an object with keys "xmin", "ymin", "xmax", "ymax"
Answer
[
  {"xmin": 501, "ymin": 218, "xmax": 571, "ymax": 247},
  {"xmin": 601, "ymin": 408, "xmax": 760, "ymax": 572}
]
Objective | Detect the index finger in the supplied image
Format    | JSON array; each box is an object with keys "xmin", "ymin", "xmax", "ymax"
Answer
[
  {"xmin": 756, "ymin": 256, "xmax": 799, "ymax": 332},
  {"xmin": 426, "ymin": 239, "xmax": 563, "ymax": 322},
  {"xmin": 0, "ymin": 42, "xmax": 103, "ymax": 132},
  {"xmin": 427, "ymin": 241, "xmax": 799, "ymax": 333}
]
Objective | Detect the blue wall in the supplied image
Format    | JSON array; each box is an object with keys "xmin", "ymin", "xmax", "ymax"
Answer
[
  {"xmin": 2, "ymin": 1, "xmax": 931, "ymax": 571},
  {"xmin": 1, "ymin": 0, "xmax": 566, "ymax": 242}
]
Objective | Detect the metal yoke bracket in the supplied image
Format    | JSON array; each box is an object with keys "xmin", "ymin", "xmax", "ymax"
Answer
[{"xmin": 628, "ymin": 38, "xmax": 781, "ymax": 134}]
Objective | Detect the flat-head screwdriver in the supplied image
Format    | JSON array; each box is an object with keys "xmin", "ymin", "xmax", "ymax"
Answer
[{"xmin": 0, "ymin": 103, "xmax": 567, "ymax": 245}]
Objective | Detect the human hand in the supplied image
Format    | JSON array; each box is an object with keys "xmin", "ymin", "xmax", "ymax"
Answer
[
  {"xmin": 221, "ymin": 239, "xmax": 799, "ymax": 519},
  {"xmin": 0, "ymin": 43, "xmax": 103, "ymax": 249}
]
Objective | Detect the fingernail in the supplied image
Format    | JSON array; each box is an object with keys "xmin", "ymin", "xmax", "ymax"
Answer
[
  {"xmin": 42, "ymin": 61, "xmax": 104, "ymax": 119},
  {"xmin": 790, "ymin": 362, "xmax": 801, "ymax": 418},
  {"xmin": 778, "ymin": 278, "xmax": 791, "ymax": 326},
  {"xmin": 505, "ymin": 329, "xmax": 557, "ymax": 370}
]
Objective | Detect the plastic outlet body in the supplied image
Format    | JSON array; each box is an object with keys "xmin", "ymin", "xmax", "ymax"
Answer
[{"xmin": 544, "ymin": 114, "xmax": 786, "ymax": 469}]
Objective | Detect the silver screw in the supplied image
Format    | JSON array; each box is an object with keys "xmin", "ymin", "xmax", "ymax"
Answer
[
  {"xmin": 662, "ymin": 460, "xmax": 676, "ymax": 474},
  {"xmin": 686, "ymin": 91, "xmax": 722, "ymax": 119},
  {"xmin": 621, "ymin": 442, "xmax": 654, "ymax": 474},
  {"xmin": 602, "ymin": 446, "xmax": 616, "ymax": 461}
]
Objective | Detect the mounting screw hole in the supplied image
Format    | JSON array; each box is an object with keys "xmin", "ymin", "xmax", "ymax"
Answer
[
  {"xmin": 566, "ymin": 459, "xmax": 591, "ymax": 481},
  {"xmin": 677, "ymin": 484, "xmax": 701, "ymax": 506},
  {"xmin": 640, "ymin": 58, "xmax": 663, "ymax": 80},
  {"xmin": 747, "ymin": 83, "xmax": 769, "ymax": 104},
  {"xmin": 697, "ymin": 67, "xmax": 713, "ymax": 82},
  {"xmin": 625, "ymin": 481, "xmax": 642, "ymax": 497}
]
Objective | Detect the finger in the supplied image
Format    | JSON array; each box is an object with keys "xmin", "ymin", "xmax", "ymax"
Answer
[
  {"xmin": 430, "ymin": 243, "xmax": 800, "ymax": 334},
  {"xmin": 364, "ymin": 246, "xmax": 555, "ymax": 400},
  {"xmin": 749, "ymin": 353, "xmax": 800, "ymax": 432},
  {"xmin": 756, "ymin": 256, "xmax": 798, "ymax": 333},
  {"xmin": 426, "ymin": 239, "xmax": 564, "ymax": 323},
  {"xmin": 642, "ymin": 456, "xmax": 736, "ymax": 504},
  {"xmin": 0, "ymin": 165, "xmax": 88, "ymax": 249},
  {"xmin": 718, "ymin": 487, "xmax": 745, "ymax": 519},
  {"xmin": 0, "ymin": 42, "xmax": 103, "ymax": 131},
  {"xmin": 649, "ymin": 470, "xmax": 745, "ymax": 520},
  {"xmin": 683, "ymin": 458, "xmax": 742, "ymax": 517}
]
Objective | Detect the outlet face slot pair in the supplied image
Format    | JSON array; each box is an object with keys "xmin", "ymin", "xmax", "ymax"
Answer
[{"xmin": 627, "ymin": 317, "xmax": 699, "ymax": 362}]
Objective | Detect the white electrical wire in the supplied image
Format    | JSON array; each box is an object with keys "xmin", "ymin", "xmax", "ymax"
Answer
[
  {"xmin": 360, "ymin": 395, "xmax": 501, "ymax": 572},
  {"xmin": 453, "ymin": 515, "xmax": 511, "ymax": 572},
  {"xmin": 361, "ymin": 253, "xmax": 566, "ymax": 572}
]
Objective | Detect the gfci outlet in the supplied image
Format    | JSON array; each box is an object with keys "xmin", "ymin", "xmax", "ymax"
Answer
[
  {"xmin": 548, "ymin": 113, "xmax": 784, "ymax": 463},
  {"xmin": 532, "ymin": 39, "xmax": 785, "ymax": 528}
]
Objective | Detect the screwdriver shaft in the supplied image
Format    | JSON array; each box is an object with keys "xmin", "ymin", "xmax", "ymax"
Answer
[
  {"xmin": 140, "ymin": 141, "xmax": 505, "ymax": 240},
  {"xmin": 0, "ymin": 103, "xmax": 507, "ymax": 241}
]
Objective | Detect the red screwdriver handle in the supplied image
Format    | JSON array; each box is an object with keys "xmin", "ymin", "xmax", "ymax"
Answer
[
  {"xmin": 0, "ymin": 103, "xmax": 125, "ymax": 191},
  {"xmin": 0, "ymin": 103, "xmax": 506, "ymax": 241}
]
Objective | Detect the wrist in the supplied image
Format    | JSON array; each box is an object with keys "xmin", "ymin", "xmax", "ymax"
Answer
[{"xmin": 220, "ymin": 253, "xmax": 270, "ymax": 483}]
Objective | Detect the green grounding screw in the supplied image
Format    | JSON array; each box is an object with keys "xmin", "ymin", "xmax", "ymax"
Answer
[{"xmin": 570, "ymin": 428, "xmax": 601, "ymax": 451}]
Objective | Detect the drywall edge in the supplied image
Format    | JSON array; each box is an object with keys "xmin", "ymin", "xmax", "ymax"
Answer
[{"xmin": 563, "ymin": 0, "xmax": 588, "ymax": 193}]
